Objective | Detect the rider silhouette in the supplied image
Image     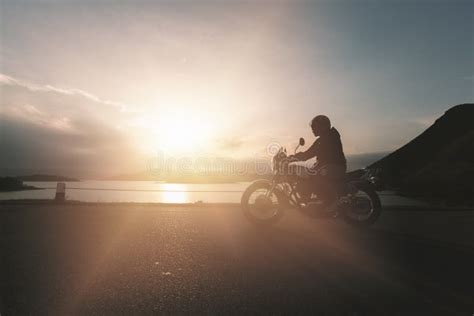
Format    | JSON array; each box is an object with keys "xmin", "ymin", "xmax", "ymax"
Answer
[{"xmin": 289, "ymin": 115, "xmax": 347, "ymax": 206}]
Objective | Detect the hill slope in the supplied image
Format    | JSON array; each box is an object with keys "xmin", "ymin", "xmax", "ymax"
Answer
[{"xmin": 370, "ymin": 103, "xmax": 474, "ymax": 204}]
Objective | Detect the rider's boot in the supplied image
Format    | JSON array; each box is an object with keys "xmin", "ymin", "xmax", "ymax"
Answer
[
  {"xmin": 298, "ymin": 191, "xmax": 311, "ymax": 209},
  {"xmin": 324, "ymin": 197, "xmax": 340, "ymax": 217},
  {"xmin": 327, "ymin": 201, "xmax": 340, "ymax": 218}
]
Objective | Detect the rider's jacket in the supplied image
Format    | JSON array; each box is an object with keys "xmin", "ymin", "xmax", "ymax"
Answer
[{"xmin": 294, "ymin": 127, "xmax": 347, "ymax": 169}]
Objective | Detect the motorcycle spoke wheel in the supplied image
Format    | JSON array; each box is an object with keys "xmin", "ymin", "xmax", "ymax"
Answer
[
  {"xmin": 345, "ymin": 191, "xmax": 374, "ymax": 222},
  {"xmin": 247, "ymin": 189, "xmax": 280, "ymax": 220}
]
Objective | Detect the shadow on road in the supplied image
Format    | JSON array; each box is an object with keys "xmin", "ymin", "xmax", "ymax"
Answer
[{"xmin": 1, "ymin": 204, "xmax": 473, "ymax": 314}]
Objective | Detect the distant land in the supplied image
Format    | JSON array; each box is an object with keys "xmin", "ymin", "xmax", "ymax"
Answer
[
  {"xmin": 371, "ymin": 103, "xmax": 473, "ymax": 206},
  {"xmin": 16, "ymin": 174, "xmax": 80, "ymax": 182},
  {"xmin": 0, "ymin": 177, "xmax": 40, "ymax": 192},
  {"xmin": 107, "ymin": 153, "xmax": 385, "ymax": 183},
  {"xmin": 0, "ymin": 153, "xmax": 383, "ymax": 184},
  {"xmin": 0, "ymin": 174, "xmax": 80, "ymax": 191},
  {"xmin": 107, "ymin": 171, "xmax": 270, "ymax": 183}
]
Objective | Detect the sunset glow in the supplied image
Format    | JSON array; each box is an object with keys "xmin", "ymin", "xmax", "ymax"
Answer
[
  {"xmin": 0, "ymin": 1, "xmax": 472, "ymax": 178},
  {"xmin": 133, "ymin": 106, "xmax": 217, "ymax": 154}
]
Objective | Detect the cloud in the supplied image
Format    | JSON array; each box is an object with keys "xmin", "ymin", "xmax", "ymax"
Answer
[
  {"xmin": 1, "ymin": 104, "xmax": 77, "ymax": 134},
  {"xmin": 0, "ymin": 73, "xmax": 143, "ymax": 177},
  {"xmin": 0, "ymin": 73, "xmax": 128, "ymax": 110}
]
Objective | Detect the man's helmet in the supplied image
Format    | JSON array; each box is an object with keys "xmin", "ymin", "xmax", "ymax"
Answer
[{"xmin": 310, "ymin": 115, "xmax": 331, "ymax": 130}]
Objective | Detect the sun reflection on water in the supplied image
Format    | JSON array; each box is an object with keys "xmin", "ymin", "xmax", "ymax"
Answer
[{"xmin": 158, "ymin": 184, "xmax": 189, "ymax": 203}]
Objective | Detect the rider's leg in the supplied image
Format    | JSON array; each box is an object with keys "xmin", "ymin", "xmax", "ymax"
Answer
[
  {"xmin": 310, "ymin": 164, "xmax": 346, "ymax": 207},
  {"xmin": 310, "ymin": 175, "xmax": 332, "ymax": 203},
  {"xmin": 296, "ymin": 179, "xmax": 312, "ymax": 204}
]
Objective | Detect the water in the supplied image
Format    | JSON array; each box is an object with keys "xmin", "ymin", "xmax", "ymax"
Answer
[
  {"xmin": 0, "ymin": 181, "xmax": 250, "ymax": 203},
  {"xmin": 0, "ymin": 180, "xmax": 427, "ymax": 206}
]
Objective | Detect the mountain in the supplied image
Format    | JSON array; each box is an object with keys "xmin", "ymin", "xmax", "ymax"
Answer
[
  {"xmin": 370, "ymin": 103, "xmax": 474, "ymax": 205},
  {"xmin": 16, "ymin": 174, "xmax": 80, "ymax": 182}
]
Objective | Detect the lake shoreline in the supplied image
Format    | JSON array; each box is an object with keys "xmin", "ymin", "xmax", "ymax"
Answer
[{"xmin": 0, "ymin": 186, "xmax": 43, "ymax": 192}]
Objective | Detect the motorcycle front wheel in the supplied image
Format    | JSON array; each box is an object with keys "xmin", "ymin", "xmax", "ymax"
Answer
[{"xmin": 241, "ymin": 180, "xmax": 286, "ymax": 225}]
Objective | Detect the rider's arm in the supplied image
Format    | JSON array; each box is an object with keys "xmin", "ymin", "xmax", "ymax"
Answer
[{"xmin": 293, "ymin": 141, "xmax": 318, "ymax": 161}]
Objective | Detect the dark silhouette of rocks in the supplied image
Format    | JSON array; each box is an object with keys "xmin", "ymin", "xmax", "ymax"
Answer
[
  {"xmin": 0, "ymin": 177, "xmax": 38, "ymax": 191},
  {"xmin": 370, "ymin": 103, "xmax": 474, "ymax": 205},
  {"xmin": 16, "ymin": 174, "xmax": 80, "ymax": 182}
]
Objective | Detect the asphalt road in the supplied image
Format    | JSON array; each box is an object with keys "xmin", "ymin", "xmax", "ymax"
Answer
[{"xmin": 1, "ymin": 203, "xmax": 473, "ymax": 315}]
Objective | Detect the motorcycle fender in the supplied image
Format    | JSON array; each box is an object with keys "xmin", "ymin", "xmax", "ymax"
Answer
[
  {"xmin": 348, "ymin": 179, "xmax": 374, "ymax": 191},
  {"xmin": 249, "ymin": 179, "xmax": 273, "ymax": 187},
  {"xmin": 248, "ymin": 179, "xmax": 287, "ymax": 200}
]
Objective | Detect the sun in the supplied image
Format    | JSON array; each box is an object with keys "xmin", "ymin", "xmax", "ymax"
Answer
[
  {"xmin": 157, "ymin": 116, "xmax": 209, "ymax": 152},
  {"xmin": 147, "ymin": 111, "xmax": 214, "ymax": 154},
  {"xmin": 133, "ymin": 104, "xmax": 220, "ymax": 155}
]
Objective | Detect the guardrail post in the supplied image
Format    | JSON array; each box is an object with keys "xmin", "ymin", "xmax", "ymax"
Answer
[{"xmin": 55, "ymin": 182, "xmax": 66, "ymax": 201}]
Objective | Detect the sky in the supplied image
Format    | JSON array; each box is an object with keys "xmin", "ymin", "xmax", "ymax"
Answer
[{"xmin": 0, "ymin": 0, "xmax": 473, "ymax": 177}]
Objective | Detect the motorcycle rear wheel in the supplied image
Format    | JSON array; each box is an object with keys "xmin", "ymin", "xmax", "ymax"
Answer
[{"xmin": 342, "ymin": 187, "xmax": 381, "ymax": 226}]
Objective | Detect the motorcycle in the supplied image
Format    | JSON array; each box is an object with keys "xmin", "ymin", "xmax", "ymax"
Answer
[{"xmin": 241, "ymin": 138, "xmax": 383, "ymax": 226}]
